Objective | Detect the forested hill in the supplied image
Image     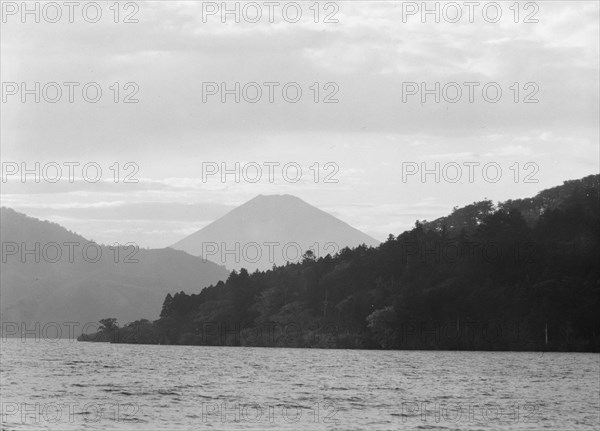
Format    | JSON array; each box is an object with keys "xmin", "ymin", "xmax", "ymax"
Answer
[
  {"xmin": 422, "ymin": 174, "xmax": 599, "ymax": 234},
  {"xmin": 80, "ymin": 174, "xmax": 600, "ymax": 351}
]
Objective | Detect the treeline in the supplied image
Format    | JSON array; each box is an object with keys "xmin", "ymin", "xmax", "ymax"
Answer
[{"xmin": 79, "ymin": 175, "xmax": 600, "ymax": 351}]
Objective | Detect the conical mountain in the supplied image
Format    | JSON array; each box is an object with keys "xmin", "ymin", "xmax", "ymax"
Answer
[{"xmin": 170, "ymin": 194, "xmax": 380, "ymax": 271}]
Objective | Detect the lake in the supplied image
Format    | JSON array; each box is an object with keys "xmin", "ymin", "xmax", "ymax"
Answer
[{"xmin": 1, "ymin": 339, "xmax": 598, "ymax": 430}]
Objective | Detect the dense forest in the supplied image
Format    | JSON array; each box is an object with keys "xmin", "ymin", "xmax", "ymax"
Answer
[{"xmin": 80, "ymin": 175, "xmax": 600, "ymax": 351}]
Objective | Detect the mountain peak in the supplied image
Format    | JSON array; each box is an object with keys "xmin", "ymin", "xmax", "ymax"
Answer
[
  {"xmin": 247, "ymin": 193, "xmax": 304, "ymax": 203},
  {"xmin": 171, "ymin": 195, "xmax": 379, "ymax": 271}
]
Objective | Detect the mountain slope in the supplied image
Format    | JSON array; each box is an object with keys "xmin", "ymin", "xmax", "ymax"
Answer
[
  {"xmin": 0, "ymin": 208, "xmax": 229, "ymax": 335},
  {"xmin": 171, "ymin": 194, "xmax": 380, "ymax": 271}
]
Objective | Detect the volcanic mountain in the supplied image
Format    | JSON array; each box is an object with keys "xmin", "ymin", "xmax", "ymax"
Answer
[
  {"xmin": 170, "ymin": 194, "xmax": 380, "ymax": 271},
  {"xmin": 0, "ymin": 207, "xmax": 229, "ymax": 335}
]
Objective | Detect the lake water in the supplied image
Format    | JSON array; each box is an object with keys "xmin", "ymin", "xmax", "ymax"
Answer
[{"xmin": 1, "ymin": 339, "xmax": 598, "ymax": 430}]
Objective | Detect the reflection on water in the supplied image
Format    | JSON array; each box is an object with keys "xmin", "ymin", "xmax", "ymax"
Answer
[{"xmin": 1, "ymin": 339, "xmax": 598, "ymax": 430}]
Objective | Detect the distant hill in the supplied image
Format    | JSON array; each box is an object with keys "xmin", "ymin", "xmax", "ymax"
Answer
[
  {"xmin": 170, "ymin": 194, "xmax": 380, "ymax": 271},
  {"xmin": 0, "ymin": 208, "xmax": 229, "ymax": 335}
]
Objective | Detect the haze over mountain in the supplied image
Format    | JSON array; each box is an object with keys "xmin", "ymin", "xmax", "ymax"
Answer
[
  {"xmin": 0, "ymin": 208, "xmax": 229, "ymax": 335},
  {"xmin": 170, "ymin": 194, "xmax": 380, "ymax": 271}
]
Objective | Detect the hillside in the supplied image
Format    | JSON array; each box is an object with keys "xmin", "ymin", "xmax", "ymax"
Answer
[
  {"xmin": 0, "ymin": 208, "xmax": 230, "ymax": 335},
  {"xmin": 422, "ymin": 174, "xmax": 599, "ymax": 234}
]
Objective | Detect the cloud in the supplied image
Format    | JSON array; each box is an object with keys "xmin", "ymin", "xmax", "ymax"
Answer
[{"xmin": 1, "ymin": 1, "xmax": 598, "ymax": 247}]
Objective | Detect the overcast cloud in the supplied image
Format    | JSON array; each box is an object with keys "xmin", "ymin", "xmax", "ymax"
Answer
[{"xmin": 1, "ymin": 1, "xmax": 598, "ymax": 247}]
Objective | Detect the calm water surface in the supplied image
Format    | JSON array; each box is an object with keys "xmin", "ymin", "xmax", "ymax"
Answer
[{"xmin": 1, "ymin": 339, "xmax": 598, "ymax": 430}]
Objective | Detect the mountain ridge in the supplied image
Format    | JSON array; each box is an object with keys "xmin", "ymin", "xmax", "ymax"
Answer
[{"xmin": 0, "ymin": 207, "xmax": 230, "ymax": 334}]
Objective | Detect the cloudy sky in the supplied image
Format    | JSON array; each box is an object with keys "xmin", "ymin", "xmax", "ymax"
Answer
[{"xmin": 1, "ymin": 1, "xmax": 598, "ymax": 247}]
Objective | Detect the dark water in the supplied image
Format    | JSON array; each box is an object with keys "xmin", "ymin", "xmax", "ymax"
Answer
[{"xmin": 1, "ymin": 339, "xmax": 598, "ymax": 430}]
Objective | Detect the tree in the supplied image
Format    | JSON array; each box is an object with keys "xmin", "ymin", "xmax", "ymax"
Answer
[
  {"xmin": 302, "ymin": 250, "xmax": 316, "ymax": 263},
  {"xmin": 99, "ymin": 318, "xmax": 118, "ymax": 331},
  {"xmin": 367, "ymin": 306, "xmax": 397, "ymax": 348},
  {"xmin": 160, "ymin": 293, "xmax": 173, "ymax": 319}
]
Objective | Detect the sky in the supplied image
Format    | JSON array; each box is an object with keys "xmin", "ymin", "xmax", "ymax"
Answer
[{"xmin": 1, "ymin": 1, "xmax": 598, "ymax": 248}]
